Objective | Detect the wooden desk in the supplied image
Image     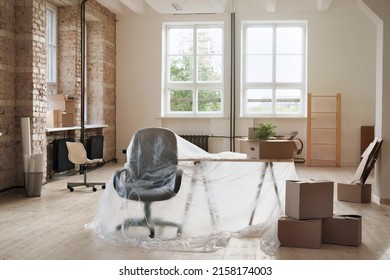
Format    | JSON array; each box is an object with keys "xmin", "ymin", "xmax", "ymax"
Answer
[{"xmin": 179, "ymin": 158, "xmax": 293, "ymax": 227}]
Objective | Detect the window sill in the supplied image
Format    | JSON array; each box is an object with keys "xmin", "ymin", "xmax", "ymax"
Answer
[
  {"xmin": 239, "ymin": 116, "xmax": 307, "ymax": 119},
  {"xmin": 158, "ymin": 116, "xmax": 229, "ymax": 119}
]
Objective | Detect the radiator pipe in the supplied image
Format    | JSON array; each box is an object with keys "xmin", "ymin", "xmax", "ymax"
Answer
[
  {"xmin": 80, "ymin": 0, "xmax": 89, "ymax": 175},
  {"xmin": 229, "ymin": 6, "xmax": 236, "ymax": 152},
  {"xmin": 80, "ymin": 0, "xmax": 89, "ymax": 145}
]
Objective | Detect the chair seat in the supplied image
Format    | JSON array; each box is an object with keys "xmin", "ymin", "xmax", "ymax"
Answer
[
  {"xmin": 65, "ymin": 141, "xmax": 105, "ymax": 192},
  {"xmin": 114, "ymin": 168, "xmax": 181, "ymax": 202},
  {"xmin": 85, "ymin": 158, "xmax": 104, "ymax": 164}
]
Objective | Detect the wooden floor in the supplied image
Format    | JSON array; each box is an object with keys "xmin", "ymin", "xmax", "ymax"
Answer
[{"xmin": 1, "ymin": 162, "xmax": 389, "ymax": 260}]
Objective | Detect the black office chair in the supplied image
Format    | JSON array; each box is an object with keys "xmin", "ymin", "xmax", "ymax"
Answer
[{"xmin": 113, "ymin": 127, "xmax": 183, "ymax": 238}]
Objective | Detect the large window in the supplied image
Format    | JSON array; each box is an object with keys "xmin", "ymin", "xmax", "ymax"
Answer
[
  {"xmin": 162, "ymin": 23, "xmax": 224, "ymax": 117},
  {"xmin": 46, "ymin": 3, "xmax": 57, "ymax": 95},
  {"xmin": 242, "ymin": 22, "xmax": 307, "ymax": 117}
]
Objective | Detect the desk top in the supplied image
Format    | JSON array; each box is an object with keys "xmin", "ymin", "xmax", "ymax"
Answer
[
  {"xmin": 46, "ymin": 124, "xmax": 108, "ymax": 133},
  {"xmin": 179, "ymin": 158, "xmax": 294, "ymax": 162}
]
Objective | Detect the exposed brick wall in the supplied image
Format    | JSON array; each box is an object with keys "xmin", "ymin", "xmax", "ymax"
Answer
[
  {"xmin": 14, "ymin": 0, "xmax": 47, "ymax": 186},
  {"xmin": 0, "ymin": 0, "xmax": 16, "ymax": 190},
  {"xmin": 1, "ymin": 0, "xmax": 116, "ymax": 191}
]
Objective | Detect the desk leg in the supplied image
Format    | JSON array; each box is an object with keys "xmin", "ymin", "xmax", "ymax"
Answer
[
  {"xmin": 249, "ymin": 162, "xmax": 267, "ymax": 225},
  {"xmin": 249, "ymin": 162, "xmax": 282, "ymax": 225},
  {"xmin": 269, "ymin": 162, "xmax": 282, "ymax": 209},
  {"xmin": 179, "ymin": 162, "xmax": 218, "ymax": 234}
]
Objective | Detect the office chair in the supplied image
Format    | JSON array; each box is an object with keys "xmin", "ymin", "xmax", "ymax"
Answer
[
  {"xmin": 66, "ymin": 141, "xmax": 106, "ymax": 192},
  {"xmin": 113, "ymin": 127, "xmax": 183, "ymax": 238}
]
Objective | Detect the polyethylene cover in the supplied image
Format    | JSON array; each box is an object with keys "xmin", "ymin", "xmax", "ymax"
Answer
[{"xmin": 87, "ymin": 129, "xmax": 297, "ymax": 255}]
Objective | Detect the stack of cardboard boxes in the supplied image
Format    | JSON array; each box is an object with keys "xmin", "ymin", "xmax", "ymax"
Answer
[
  {"xmin": 278, "ymin": 179, "xmax": 364, "ymax": 249},
  {"xmin": 47, "ymin": 95, "xmax": 75, "ymax": 128}
]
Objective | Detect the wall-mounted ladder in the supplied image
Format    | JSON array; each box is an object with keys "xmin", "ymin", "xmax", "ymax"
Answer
[{"xmin": 306, "ymin": 93, "xmax": 341, "ymax": 167}]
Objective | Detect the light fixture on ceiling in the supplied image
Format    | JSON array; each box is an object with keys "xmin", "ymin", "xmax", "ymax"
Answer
[{"xmin": 171, "ymin": 2, "xmax": 183, "ymax": 11}]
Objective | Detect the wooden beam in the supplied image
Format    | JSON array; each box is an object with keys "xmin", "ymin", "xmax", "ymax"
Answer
[
  {"xmin": 120, "ymin": 0, "xmax": 146, "ymax": 14},
  {"xmin": 266, "ymin": 0, "xmax": 277, "ymax": 13},
  {"xmin": 317, "ymin": 0, "xmax": 332, "ymax": 11}
]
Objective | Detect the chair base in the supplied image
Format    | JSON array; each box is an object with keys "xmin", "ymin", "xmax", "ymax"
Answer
[
  {"xmin": 116, "ymin": 218, "xmax": 182, "ymax": 238},
  {"xmin": 67, "ymin": 182, "xmax": 106, "ymax": 192},
  {"xmin": 67, "ymin": 164, "xmax": 105, "ymax": 192}
]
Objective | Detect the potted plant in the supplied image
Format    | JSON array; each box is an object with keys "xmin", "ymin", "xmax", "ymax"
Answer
[{"xmin": 255, "ymin": 122, "xmax": 277, "ymax": 140}]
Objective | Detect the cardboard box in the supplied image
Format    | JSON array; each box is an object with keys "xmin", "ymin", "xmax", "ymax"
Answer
[
  {"xmin": 239, "ymin": 140, "xmax": 260, "ymax": 159},
  {"xmin": 65, "ymin": 99, "xmax": 76, "ymax": 113},
  {"xmin": 278, "ymin": 216, "xmax": 322, "ymax": 249},
  {"xmin": 48, "ymin": 94, "xmax": 65, "ymax": 111},
  {"xmin": 61, "ymin": 112, "xmax": 74, "ymax": 127},
  {"xmin": 46, "ymin": 110, "xmax": 62, "ymax": 128},
  {"xmin": 322, "ymin": 215, "xmax": 362, "ymax": 246},
  {"xmin": 337, "ymin": 183, "xmax": 371, "ymax": 203},
  {"xmin": 259, "ymin": 140, "xmax": 295, "ymax": 159},
  {"xmin": 285, "ymin": 179, "xmax": 334, "ymax": 220}
]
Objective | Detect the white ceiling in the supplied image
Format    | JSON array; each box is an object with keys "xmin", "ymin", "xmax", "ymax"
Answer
[{"xmin": 95, "ymin": 0, "xmax": 334, "ymax": 15}]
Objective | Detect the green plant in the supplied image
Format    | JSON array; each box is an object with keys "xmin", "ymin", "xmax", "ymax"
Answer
[{"xmin": 255, "ymin": 123, "xmax": 277, "ymax": 140}]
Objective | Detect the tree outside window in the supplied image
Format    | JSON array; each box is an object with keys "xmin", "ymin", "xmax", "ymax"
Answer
[{"xmin": 164, "ymin": 24, "xmax": 224, "ymax": 116}]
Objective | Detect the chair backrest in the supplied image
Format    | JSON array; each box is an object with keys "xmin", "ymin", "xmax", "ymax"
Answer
[
  {"xmin": 127, "ymin": 127, "xmax": 178, "ymax": 181},
  {"xmin": 66, "ymin": 142, "xmax": 88, "ymax": 165}
]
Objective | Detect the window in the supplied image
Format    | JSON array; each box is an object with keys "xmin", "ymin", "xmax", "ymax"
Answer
[
  {"xmin": 162, "ymin": 23, "xmax": 224, "ymax": 116},
  {"xmin": 46, "ymin": 3, "xmax": 57, "ymax": 95},
  {"xmin": 242, "ymin": 22, "xmax": 307, "ymax": 117}
]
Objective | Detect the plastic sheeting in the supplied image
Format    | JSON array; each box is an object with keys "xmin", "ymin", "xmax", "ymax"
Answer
[{"xmin": 87, "ymin": 131, "xmax": 297, "ymax": 255}]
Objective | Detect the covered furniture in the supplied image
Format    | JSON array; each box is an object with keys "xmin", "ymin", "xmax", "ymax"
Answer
[
  {"xmin": 66, "ymin": 141, "xmax": 105, "ymax": 192},
  {"xmin": 88, "ymin": 128, "xmax": 297, "ymax": 254},
  {"xmin": 112, "ymin": 127, "xmax": 183, "ymax": 238}
]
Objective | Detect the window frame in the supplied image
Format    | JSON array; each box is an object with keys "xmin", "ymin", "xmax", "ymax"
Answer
[
  {"xmin": 241, "ymin": 21, "xmax": 307, "ymax": 117},
  {"xmin": 46, "ymin": 3, "xmax": 57, "ymax": 95},
  {"xmin": 162, "ymin": 22, "xmax": 224, "ymax": 117}
]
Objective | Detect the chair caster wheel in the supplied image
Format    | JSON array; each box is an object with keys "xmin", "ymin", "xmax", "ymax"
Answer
[
  {"xmin": 102, "ymin": 185, "xmax": 106, "ymax": 189},
  {"xmin": 92, "ymin": 187, "xmax": 97, "ymax": 192},
  {"xmin": 177, "ymin": 227, "xmax": 182, "ymax": 237},
  {"xmin": 68, "ymin": 186, "xmax": 74, "ymax": 192}
]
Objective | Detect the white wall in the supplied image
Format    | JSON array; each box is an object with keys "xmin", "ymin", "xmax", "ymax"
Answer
[
  {"xmin": 116, "ymin": 0, "xmax": 376, "ymax": 165},
  {"xmin": 360, "ymin": 0, "xmax": 390, "ymax": 200}
]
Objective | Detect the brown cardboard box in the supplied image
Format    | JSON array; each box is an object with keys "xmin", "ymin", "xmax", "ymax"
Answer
[
  {"xmin": 259, "ymin": 140, "xmax": 295, "ymax": 159},
  {"xmin": 322, "ymin": 215, "xmax": 362, "ymax": 246},
  {"xmin": 62, "ymin": 112, "xmax": 74, "ymax": 127},
  {"xmin": 278, "ymin": 216, "xmax": 322, "ymax": 249},
  {"xmin": 65, "ymin": 99, "xmax": 76, "ymax": 113},
  {"xmin": 337, "ymin": 183, "xmax": 371, "ymax": 203},
  {"xmin": 47, "ymin": 110, "xmax": 62, "ymax": 128},
  {"xmin": 285, "ymin": 179, "xmax": 334, "ymax": 220}
]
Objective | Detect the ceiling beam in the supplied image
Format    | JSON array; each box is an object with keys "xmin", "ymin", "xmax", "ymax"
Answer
[
  {"xmin": 317, "ymin": 0, "xmax": 332, "ymax": 11},
  {"xmin": 95, "ymin": 0, "xmax": 125, "ymax": 14},
  {"xmin": 266, "ymin": 0, "xmax": 278, "ymax": 13},
  {"xmin": 120, "ymin": 0, "xmax": 146, "ymax": 14}
]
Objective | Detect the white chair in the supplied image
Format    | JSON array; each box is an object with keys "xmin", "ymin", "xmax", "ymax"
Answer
[{"xmin": 66, "ymin": 141, "xmax": 106, "ymax": 192}]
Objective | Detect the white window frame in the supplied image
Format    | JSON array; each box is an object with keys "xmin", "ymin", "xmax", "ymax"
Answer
[
  {"xmin": 162, "ymin": 22, "xmax": 224, "ymax": 117},
  {"xmin": 46, "ymin": 3, "xmax": 57, "ymax": 95},
  {"xmin": 241, "ymin": 21, "xmax": 307, "ymax": 117}
]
